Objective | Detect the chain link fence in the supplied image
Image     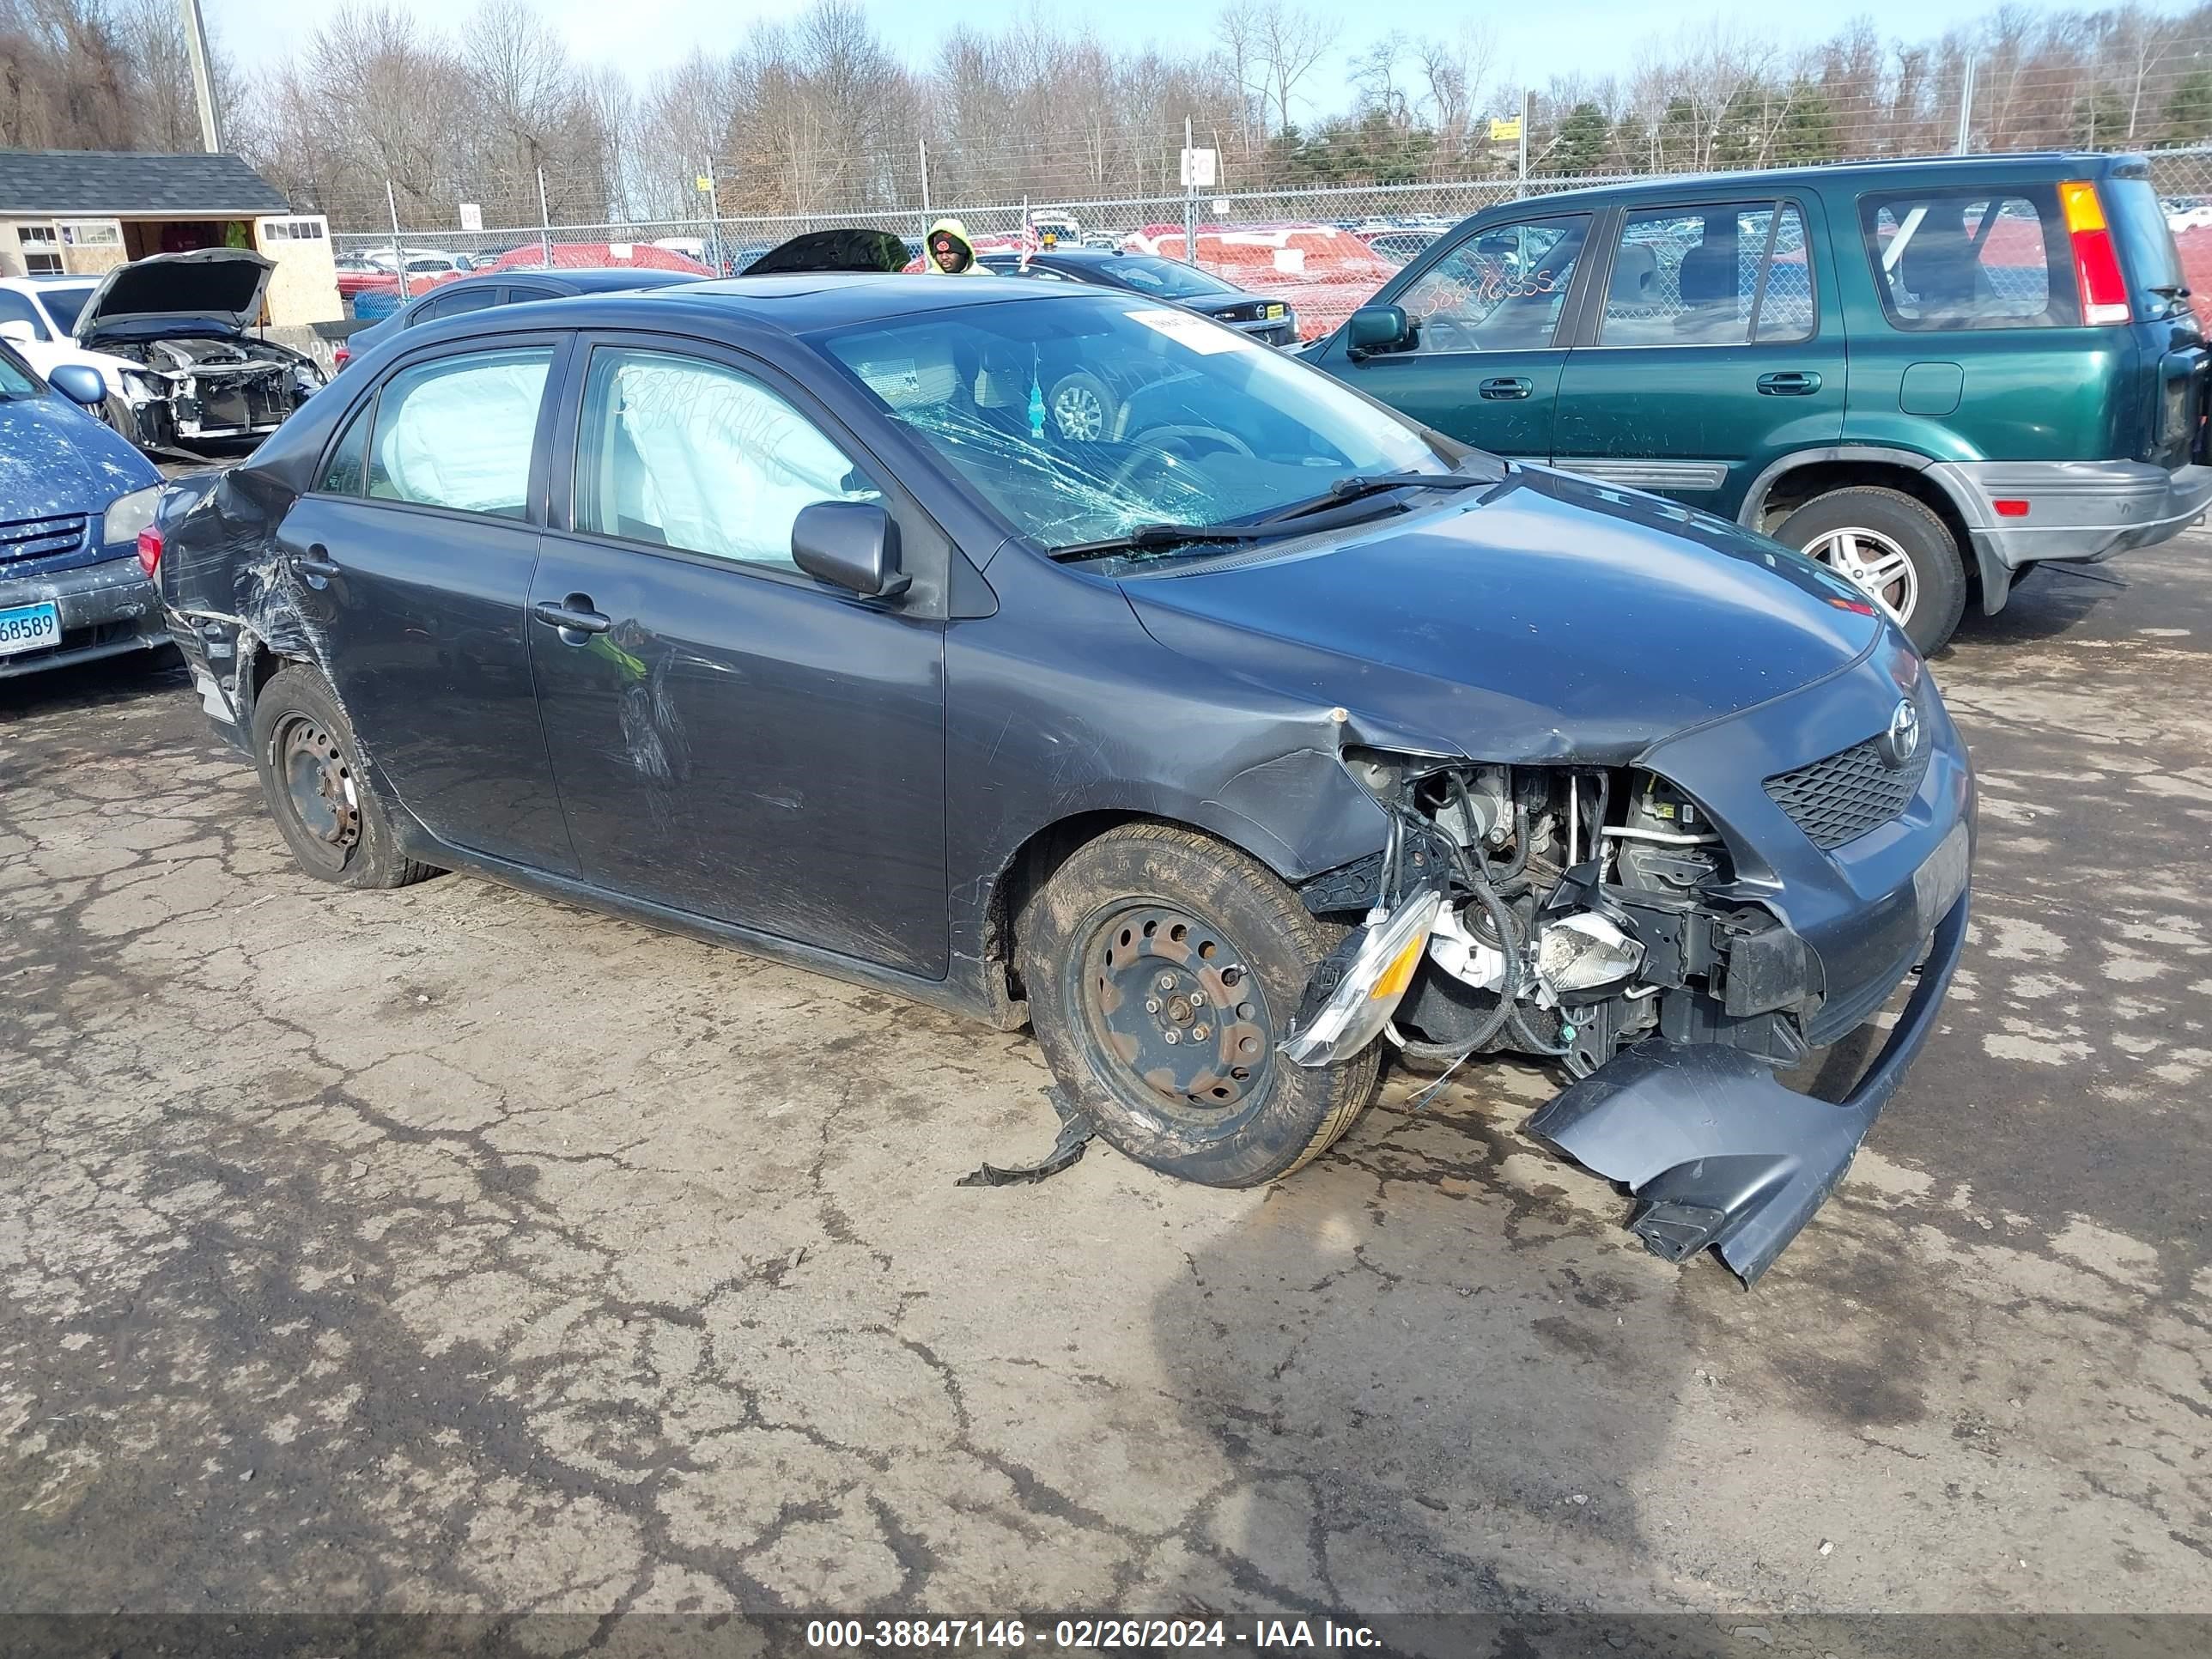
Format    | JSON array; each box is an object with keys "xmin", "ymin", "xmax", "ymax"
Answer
[{"xmin": 331, "ymin": 147, "xmax": 2212, "ymax": 334}]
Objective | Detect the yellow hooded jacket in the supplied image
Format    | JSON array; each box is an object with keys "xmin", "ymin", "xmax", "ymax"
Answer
[{"xmin": 923, "ymin": 218, "xmax": 987, "ymax": 275}]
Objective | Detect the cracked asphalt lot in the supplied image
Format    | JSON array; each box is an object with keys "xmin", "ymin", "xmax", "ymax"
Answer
[{"xmin": 3, "ymin": 537, "xmax": 2209, "ymax": 1626}]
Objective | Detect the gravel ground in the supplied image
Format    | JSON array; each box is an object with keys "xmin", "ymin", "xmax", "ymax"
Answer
[{"xmin": 1, "ymin": 533, "xmax": 2208, "ymax": 1630}]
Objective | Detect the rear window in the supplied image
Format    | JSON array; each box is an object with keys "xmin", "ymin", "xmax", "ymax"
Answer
[
  {"xmin": 1860, "ymin": 188, "xmax": 2076, "ymax": 330},
  {"xmin": 2103, "ymin": 174, "xmax": 2189, "ymax": 315}
]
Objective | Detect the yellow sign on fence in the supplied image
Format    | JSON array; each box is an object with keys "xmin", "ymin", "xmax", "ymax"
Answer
[{"xmin": 1488, "ymin": 117, "xmax": 1522, "ymax": 143}]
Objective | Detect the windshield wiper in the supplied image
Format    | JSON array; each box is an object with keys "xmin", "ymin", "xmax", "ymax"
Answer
[
  {"xmin": 1050, "ymin": 473, "xmax": 1487, "ymax": 563},
  {"xmin": 1050, "ymin": 521, "xmax": 1283, "ymax": 562},
  {"xmin": 1250, "ymin": 471, "xmax": 1486, "ymax": 526}
]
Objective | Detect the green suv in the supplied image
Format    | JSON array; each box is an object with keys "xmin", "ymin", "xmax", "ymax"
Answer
[{"xmin": 1309, "ymin": 153, "xmax": 2209, "ymax": 651}]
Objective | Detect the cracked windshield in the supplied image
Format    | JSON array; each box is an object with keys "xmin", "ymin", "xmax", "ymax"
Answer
[{"xmin": 821, "ymin": 295, "xmax": 1449, "ymax": 554}]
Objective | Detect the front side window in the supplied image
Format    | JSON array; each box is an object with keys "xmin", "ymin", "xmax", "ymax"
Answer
[
  {"xmin": 1860, "ymin": 189, "xmax": 2071, "ymax": 330},
  {"xmin": 822, "ymin": 293, "xmax": 1447, "ymax": 553},
  {"xmin": 1598, "ymin": 203, "xmax": 1813, "ymax": 346},
  {"xmin": 503, "ymin": 285, "xmax": 557, "ymax": 304},
  {"xmin": 367, "ymin": 346, "xmax": 552, "ymax": 519},
  {"xmin": 575, "ymin": 348, "xmax": 882, "ymax": 570},
  {"xmin": 1395, "ymin": 216, "xmax": 1591, "ymax": 353}
]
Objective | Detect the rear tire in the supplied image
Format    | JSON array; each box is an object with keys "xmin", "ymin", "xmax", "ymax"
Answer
[
  {"xmin": 249, "ymin": 665, "xmax": 439, "ymax": 890},
  {"xmin": 1777, "ymin": 485, "xmax": 1967, "ymax": 653},
  {"xmin": 1017, "ymin": 823, "xmax": 1379, "ymax": 1187}
]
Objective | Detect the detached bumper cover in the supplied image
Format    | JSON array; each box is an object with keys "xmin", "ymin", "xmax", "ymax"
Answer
[{"xmin": 1526, "ymin": 888, "xmax": 1970, "ymax": 1285}]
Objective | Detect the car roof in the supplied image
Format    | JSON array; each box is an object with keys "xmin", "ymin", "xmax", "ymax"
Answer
[
  {"xmin": 1495, "ymin": 150, "xmax": 2144, "ymax": 214},
  {"xmin": 394, "ymin": 272, "xmax": 1071, "ymax": 351}
]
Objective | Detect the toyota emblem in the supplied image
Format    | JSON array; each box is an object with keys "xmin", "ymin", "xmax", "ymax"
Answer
[{"xmin": 1879, "ymin": 698, "xmax": 1923, "ymax": 769}]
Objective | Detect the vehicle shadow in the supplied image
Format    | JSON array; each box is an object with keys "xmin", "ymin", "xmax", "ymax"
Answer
[
  {"xmin": 1144, "ymin": 1061, "xmax": 1706, "ymax": 1621},
  {"xmin": 1948, "ymin": 567, "xmax": 2115, "ymax": 649},
  {"xmin": 0, "ymin": 647, "xmax": 185, "ymax": 726}
]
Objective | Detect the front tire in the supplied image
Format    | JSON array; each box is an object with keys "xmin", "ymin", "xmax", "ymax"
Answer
[
  {"xmin": 1777, "ymin": 485, "xmax": 1967, "ymax": 653},
  {"xmin": 1018, "ymin": 823, "xmax": 1380, "ymax": 1187},
  {"xmin": 1047, "ymin": 371, "xmax": 1116, "ymax": 442},
  {"xmin": 249, "ymin": 665, "xmax": 439, "ymax": 890}
]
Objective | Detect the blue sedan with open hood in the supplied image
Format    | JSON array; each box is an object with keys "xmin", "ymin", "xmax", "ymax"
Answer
[
  {"xmin": 149, "ymin": 276, "xmax": 1972, "ymax": 1283},
  {"xmin": 0, "ymin": 345, "xmax": 165, "ymax": 678}
]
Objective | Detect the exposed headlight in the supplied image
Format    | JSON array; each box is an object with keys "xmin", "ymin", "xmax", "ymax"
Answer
[
  {"xmin": 100, "ymin": 485, "xmax": 161, "ymax": 549},
  {"xmin": 1280, "ymin": 890, "xmax": 1443, "ymax": 1066}
]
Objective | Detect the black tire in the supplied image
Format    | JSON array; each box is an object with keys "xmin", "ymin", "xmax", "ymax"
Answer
[
  {"xmin": 1017, "ymin": 822, "xmax": 1380, "ymax": 1187},
  {"xmin": 1046, "ymin": 370, "xmax": 1117, "ymax": 442},
  {"xmin": 249, "ymin": 665, "xmax": 439, "ymax": 890},
  {"xmin": 1776, "ymin": 485, "xmax": 1968, "ymax": 654}
]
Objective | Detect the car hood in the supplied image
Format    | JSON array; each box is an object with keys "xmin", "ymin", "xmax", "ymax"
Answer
[
  {"xmin": 74, "ymin": 248, "xmax": 272, "ymax": 342},
  {"xmin": 0, "ymin": 392, "xmax": 156, "ymax": 519},
  {"xmin": 1120, "ymin": 466, "xmax": 1891, "ymax": 766},
  {"xmin": 743, "ymin": 228, "xmax": 911, "ymax": 276}
]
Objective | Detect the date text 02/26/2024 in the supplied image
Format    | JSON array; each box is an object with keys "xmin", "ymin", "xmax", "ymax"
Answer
[{"xmin": 804, "ymin": 1620, "xmax": 1383, "ymax": 1650}]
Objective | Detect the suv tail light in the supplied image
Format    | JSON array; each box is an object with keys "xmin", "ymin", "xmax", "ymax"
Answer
[
  {"xmin": 136, "ymin": 525, "xmax": 163, "ymax": 580},
  {"xmin": 2059, "ymin": 179, "xmax": 2132, "ymax": 325}
]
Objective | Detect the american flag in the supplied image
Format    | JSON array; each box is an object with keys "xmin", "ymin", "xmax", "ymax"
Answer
[{"xmin": 1019, "ymin": 199, "xmax": 1037, "ymax": 270}]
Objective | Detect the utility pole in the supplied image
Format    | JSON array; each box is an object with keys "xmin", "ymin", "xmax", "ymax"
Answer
[
  {"xmin": 386, "ymin": 180, "xmax": 410, "ymax": 301},
  {"xmin": 1956, "ymin": 52, "xmax": 1977, "ymax": 154},
  {"xmin": 1517, "ymin": 88, "xmax": 1531, "ymax": 198},
  {"xmin": 179, "ymin": 0, "xmax": 222, "ymax": 152},
  {"xmin": 1183, "ymin": 115, "xmax": 1197, "ymax": 267},
  {"xmin": 537, "ymin": 167, "xmax": 553, "ymax": 267},
  {"xmin": 701, "ymin": 160, "xmax": 722, "ymax": 272},
  {"xmin": 917, "ymin": 136, "xmax": 931, "ymax": 236}
]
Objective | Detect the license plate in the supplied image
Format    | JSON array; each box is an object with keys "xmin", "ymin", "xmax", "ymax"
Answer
[
  {"xmin": 0, "ymin": 600, "xmax": 60, "ymax": 658},
  {"xmin": 1912, "ymin": 821, "xmax": 1971, "ymax": 928}
]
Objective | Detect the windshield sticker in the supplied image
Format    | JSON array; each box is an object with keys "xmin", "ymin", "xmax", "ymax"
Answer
[{"xmin": 1126, "ymin": 308, "xmax": 1255, "ymax": 355}]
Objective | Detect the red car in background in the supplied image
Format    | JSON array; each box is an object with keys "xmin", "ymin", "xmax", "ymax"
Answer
[
  {"xmin": 479, "ymin": 241, "xmax": 714, "ymax": 276},
  {"xmin": 1121, "ymin": 223, "xmax": 1397, "ymax": 339}
]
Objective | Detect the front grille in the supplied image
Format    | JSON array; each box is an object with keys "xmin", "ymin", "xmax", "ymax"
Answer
[
  {"xmin": 1765, "ymin": 732, "xmax": 1933, "ymax": 851},
  {"xmin": 0, "ymin": 513, "xmax": 89, "ymax": 566}
]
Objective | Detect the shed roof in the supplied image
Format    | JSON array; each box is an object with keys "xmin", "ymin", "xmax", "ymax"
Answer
[{"xmin": 0, "ymin": 149, "xmax": 289, "ymax": 216}]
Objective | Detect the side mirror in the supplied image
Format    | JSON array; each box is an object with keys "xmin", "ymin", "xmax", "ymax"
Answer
[
  {"xmin": 47, "ymin": 364, "xmax": 107, "ymax": 408},
  {"xmin": 1346, "ymin": 305, "xmax": 1412, "ymax": 359},
  {"xmin": 0, "ymin": 319, "xmax": 38, "ymax": 345},
  {"xmin": 792, "ymin": 500, "xmax": 909, "ymax": 599}
]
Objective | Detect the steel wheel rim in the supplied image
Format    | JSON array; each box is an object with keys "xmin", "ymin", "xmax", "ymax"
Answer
[
  {"xmin": 276, "ymin": 715, "xmax": 360, "ymax": 873},
  {"xmin": 1805, "ymin": 526, "xmax": 1920, "ymax": 625},
  {"xmin": 1053, "ymin": 383, "xmax": 1106, "ymax": 441},
  {"xmin": 1074, "ymin": 901, "xmax": 1273, "ymax": 1126}
]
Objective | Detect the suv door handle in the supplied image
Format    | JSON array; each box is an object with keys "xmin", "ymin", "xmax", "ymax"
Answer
[
  {"xmin": 1756, "ymin": 370, "xmax": 1822, "ymax": 395},
  {"xmin": 532, "ymin": 596, "xmax": 611, "ymax": 637},
  {"xmin": 1479, "ymin": 375, "xmax": 1533, "ymax": 401}
]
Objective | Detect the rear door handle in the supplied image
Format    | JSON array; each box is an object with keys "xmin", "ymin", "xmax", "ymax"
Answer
[
  {"xmin": 1756, "ymin": 370, "xmax": 1822, "ymax": 395},
  {"xmin": 289, "ymin": 544, "xmax": 340, "ymax": 582},
  {"xmin": 532, "ymin": 595, "xmax": 611, "ymax": 637},
  {"xmin": 1479, "ymin": 375, "xmax": 1533, "ymax": 401}
]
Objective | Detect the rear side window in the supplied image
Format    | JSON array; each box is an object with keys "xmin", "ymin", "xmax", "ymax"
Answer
[
  {"xmin": 1859, "ymin": 189, "xmax": 2075, "ymax": 330},
  {"xmin": 411, "ymin": 286, "xmax": 498, "ymax": 325},
  {"xmin": 367, "ymin": 347, "xmax": 552, "ymax": 519},
  {"xmin": 1397, "ymin": 215, "xmax": 1592, "ymax": 352},
  {"xmin": 316, "ymin": 399, "xmax": 374, "ymax": 495},
  {"xmin": 1598, "ymin": 202, "xmax": 1813, "ymax": 345}
]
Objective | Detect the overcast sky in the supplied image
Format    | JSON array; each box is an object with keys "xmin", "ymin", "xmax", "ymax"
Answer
[{"xmin": 207, "ymin": 0, "xmax": 2024, "ymax": 115}]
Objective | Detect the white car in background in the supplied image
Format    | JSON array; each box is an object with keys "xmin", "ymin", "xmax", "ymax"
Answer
[{"xmin": 0, "ymin": 250, "xmax": 323, "ymax": 453}]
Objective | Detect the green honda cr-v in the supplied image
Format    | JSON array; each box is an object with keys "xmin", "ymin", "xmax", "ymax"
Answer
[{"xmin": 1309, "ymin": 152, "xmax": 2209, "ymax": 651}]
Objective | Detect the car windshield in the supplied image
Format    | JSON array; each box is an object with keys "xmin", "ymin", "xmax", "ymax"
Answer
[
  {"xmin": 817, "ymin": 294, "xmax": 1449, "ymax": 553},
  {"xmin": 37, "ymin": 284, "xmax": 94, "ymax": 334},
  {"xmin": 1102, "ymin": 257, "xmax": 1237, "ymax": 300}
]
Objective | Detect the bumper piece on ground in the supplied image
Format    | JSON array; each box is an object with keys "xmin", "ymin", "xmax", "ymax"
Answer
[{"xmin": 1526, "ymin": 889, "xmax": 1970, "ymax": 1285}]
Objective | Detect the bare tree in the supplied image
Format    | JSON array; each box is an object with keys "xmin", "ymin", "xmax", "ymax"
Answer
[{"xmin": 1250, "ymin": 1, "xmax": 1339, "ymax": 134}]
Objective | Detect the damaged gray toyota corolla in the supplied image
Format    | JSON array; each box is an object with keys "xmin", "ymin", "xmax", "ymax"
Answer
[{"xmin": 150, "ymin": 277, "xmax": 1972, "ymax": 1283}]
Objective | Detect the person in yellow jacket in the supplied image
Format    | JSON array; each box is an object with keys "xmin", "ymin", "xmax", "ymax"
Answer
[{"xmin": 923, "ymin": 218, "xmax": 987, "ymax": 275}]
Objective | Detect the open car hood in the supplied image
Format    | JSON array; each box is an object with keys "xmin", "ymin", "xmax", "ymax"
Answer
[
  {"xmin": 741, "ymin": 229, "xmax": 910, "ymax": 276},
  {"xmin": 74, "ymin": 248, "xmax": 273, "ymax": 343}
]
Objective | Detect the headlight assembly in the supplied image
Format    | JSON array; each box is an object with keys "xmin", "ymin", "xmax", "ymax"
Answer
[{"xmin": 100, "ymin": 485, "xmax": 161, "ymax": 550}]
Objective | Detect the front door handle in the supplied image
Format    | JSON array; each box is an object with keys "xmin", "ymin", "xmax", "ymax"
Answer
[
  {"xmin": 1756, "ymin": 370, "xmax": 1822, "ymax": 396},
  {"xmin": 289, "ymin": 544, "xmax": 340, "ymax": 583},
  {"xmin": 532, "ymin": 595, "xmax": 612, "ymax": 638},
  {"xmin": 1479, "ymin": 375, "xmax": 1533, "ymax": 401}
]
